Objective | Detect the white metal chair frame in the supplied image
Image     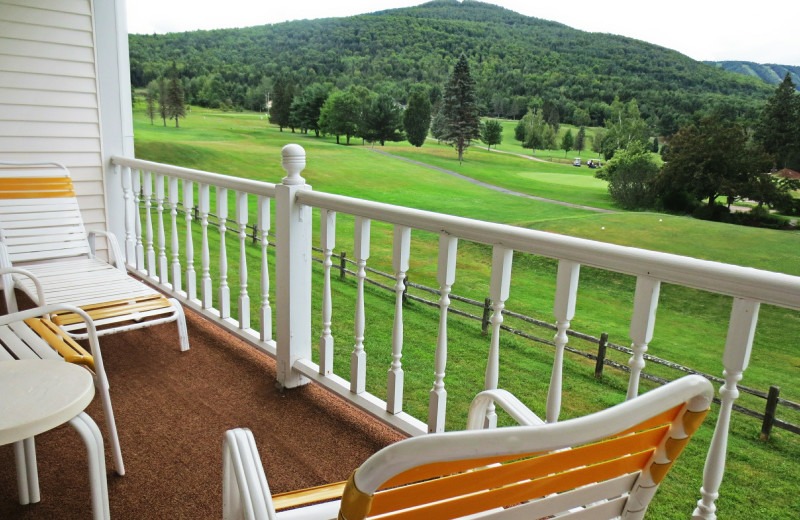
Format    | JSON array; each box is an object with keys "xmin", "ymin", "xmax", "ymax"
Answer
[
  {"xmin": 0, "ymin": 266, "xmax": 124, "ymax": 476},
  {"xmin": 223, "ymin": 375, "xmax": 713, "ymax": 520},
  {"xmin": 0, "ymin": 160, "xmax": 188, "ymax": 350}
]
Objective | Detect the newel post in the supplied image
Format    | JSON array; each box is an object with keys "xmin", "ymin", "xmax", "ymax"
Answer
[{"xmin": 275, "ymin": 144, "xmax": 313, "ymax": 389}]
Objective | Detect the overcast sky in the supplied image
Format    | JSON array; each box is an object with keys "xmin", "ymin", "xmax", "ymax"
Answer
[{"xmin": 126, "ymin": 0, "xmax": 800, "ymax": 66}]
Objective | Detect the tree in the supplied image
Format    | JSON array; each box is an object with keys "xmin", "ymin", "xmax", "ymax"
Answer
[
  {"xmin": 404, "ymin": 91, "xmax": 431, "ymax": 147},
  {"xmin": 594, "ymin": 142, "xmax": 660, "ymax": 209},
  {"xmin": 560, "ymin": 130, "xmax": 574, "ymax": 157},
  {"xmin": 363, "ymin": 93, "xmax": 403, "ymax": 145},
  {"xmin": 574, "ymin": 126, "xmax": 586, "ymax": 153},
  {"xmin": 652, "ymin": 138, "xmax": 659, "ymax": 153},
  {"xmin": 655, "ymin": 116, "xmax": 772, "ymax": 210},
  {"xmin": 164, "ymin": 62, "xmax": 186, "ymax": 127},
  {"xmin": 289, "ymin": 82, "xmax": 331, "ymax": 136},
  {"xmin": 145, "ymin": 80, "xmax": 159, "ymax": 125},
  {"xmin": 481, "ymin": 119, "xmax": 503, "ymax": 150},
  {"xmin": 602, "ymin": 97, "xmax": 649, "ymax": 160},
  {"xmin": 515, "ymin": 109, "xmax": 555, "ymax": 155},
  {"xmin": 440, "ymin": 54, "xmax": 481, "ymax": 163},
  {"xmin": 754, "ymin": 73, "xmax": 800, "ymax": 170},
  {"xmin": 269, "ymin": 77, "xmax": 294, "ymax": 132},
  {"xmin": 158, "ymin": 76, "xmax": 168, "ymax": 127},
  {"xmin": 319, "ymin": 90, "xmax": 361, "ymax": 144},
  {"xmin": 592, "ymin": 128, "xmax": 606, "ymax": 158}
]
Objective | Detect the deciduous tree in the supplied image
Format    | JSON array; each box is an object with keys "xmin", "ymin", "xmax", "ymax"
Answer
[
  {"xmin": 595, "ymin": 142, "xmax": 659, "ymax": 209},
  {"xmin": 319, "ymin": 90, "xmax": 361, "ymax": 144},
  {"xmin": 602, "ymin": 97, "xmax": 649, "ymax": 160},
  {"xmin": 481, "ymin": 119, "xmax": 503, "ymax": 150},
  {"xmin": 363, "ymin": 93, "xmax": 403, "ymax": 145},
  {"xmin": 269, "ymin": 77, "xmax": 294, "ymax": 132}
]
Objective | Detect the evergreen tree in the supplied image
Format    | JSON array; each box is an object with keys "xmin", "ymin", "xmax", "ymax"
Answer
[
  {"xmin": 652, "ymin": 138, "xmax": 659, "ymax": 153},
  {"xmin": 289, "ymin": 82, "xmax": 331, "ymax": 136},
  {"xmin": 363, "ymin": 93, "xmax": 403, "ymax": 145},
  {"xmin": 164, "ymin": 63, "xmax": 186, "ymax": 128},
  {"xmin": 574, "ymin": 126, "xmax": 586, "ymax": 153},
  {"xmin": 270, "ymin": 77, "xmax": 294, "ymax": 132},
  {"xmin": 145, "ymin": 80, "xmax": 159, "ymax": 125},
  {"xmin": 440, "ymin": 54, "xmax": 481, "ymax": 163},
  {"xmin": 755, "ymin": 73, "xmax": 800, "ymax": 170},
  {"xmin": 561, "ymin": 129, "xmax": 574, "ymax": 157},
  {"xmin": 158, "ymin": 76, "xmax": 168, "ymax": 127},
  {"xmin": 481, "ymin": 119, "xmax": 503, "ymax": 150},
  {"xmin": 404, "ymin": 91, "xmax": 432, "ymax": 147}
]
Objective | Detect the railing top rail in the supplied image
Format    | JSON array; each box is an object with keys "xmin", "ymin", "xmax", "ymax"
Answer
[
  {"xmin": 298, "ymin": 190, "xmax": 800, "ymax": 311},
  {"xmin": 111, "ymin": 156, "xmax": 277, "ymax": 197}
]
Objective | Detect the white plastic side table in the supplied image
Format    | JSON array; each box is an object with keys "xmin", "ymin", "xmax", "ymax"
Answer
[{"xmin": 0, "ymin": 359, "xmax": 109, "ymax": 520}]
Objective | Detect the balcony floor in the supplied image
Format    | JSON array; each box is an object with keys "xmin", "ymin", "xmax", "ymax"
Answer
[{"xmin": 0, "ymin": 303, "xmax": 405, "ymax": 519}]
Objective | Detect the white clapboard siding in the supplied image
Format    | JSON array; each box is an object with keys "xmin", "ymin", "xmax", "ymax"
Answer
[{"xmin": 0, "ymin": 0, "xmax": 107, "ymax": 252}]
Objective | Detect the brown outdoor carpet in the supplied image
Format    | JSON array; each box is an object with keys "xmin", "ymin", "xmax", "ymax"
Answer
[{"xmin": 0, "ymin": 305, "xmax": 406, "ymax": 519}]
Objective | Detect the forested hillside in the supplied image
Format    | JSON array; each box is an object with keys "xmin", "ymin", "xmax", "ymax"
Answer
[
  {"xmin": 129, "ymin": 0, "xmax": 772, "ymax": 134},
  {"xmin": 706, "ymin": 61, "xmax": 800, "ymax": 91}
]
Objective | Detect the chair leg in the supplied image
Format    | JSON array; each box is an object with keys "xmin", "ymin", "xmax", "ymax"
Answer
[
  {"xmin": 96, "ymin": 378, "xmax": 125, "ymax": 476},
  {"xmin": 13, "ymin": 439, "xmax": 39, "ymax": 505},
  {"xmin": 170, "ymin": 297, "xmax": 190, "ymax": 351},
  {"xmin": 70, "ymin": 412, "xmax": 110, "ymax": 520}
]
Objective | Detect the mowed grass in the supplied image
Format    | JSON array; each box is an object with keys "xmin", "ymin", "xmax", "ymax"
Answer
[{"xmin": 133, "ymin": 108, "xmax": 800, "ymax": 520}]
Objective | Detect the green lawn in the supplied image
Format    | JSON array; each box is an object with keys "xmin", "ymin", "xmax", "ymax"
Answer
[{"xmin": 133, "ymin": 108, "xmax": 800, "ymax": 520}]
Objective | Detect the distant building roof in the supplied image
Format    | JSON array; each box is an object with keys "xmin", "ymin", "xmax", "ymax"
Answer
[{"xmin": 774, "ymin": 168, "xmax": 800, "ymax": 179}]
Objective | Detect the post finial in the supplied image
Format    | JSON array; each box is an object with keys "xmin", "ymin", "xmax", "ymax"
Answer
[{"xmin": 281, "ymin": 144, "xmax": 306, "ymax": 185}]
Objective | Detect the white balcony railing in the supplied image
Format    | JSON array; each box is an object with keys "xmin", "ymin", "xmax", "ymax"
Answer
[{"xmin": 111, "ymin": 145, "xmax": 800, "ymax": 520}]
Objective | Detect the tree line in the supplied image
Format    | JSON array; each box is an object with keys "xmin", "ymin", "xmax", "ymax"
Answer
[
  {"xmin": 128, "ymin": 0, "xmax": 772, "ymax": 133},
  {"xmin": 593, "ymin": 74, "xmax": 800, "ymax": 224},
  {"xmin": 268, "ymin": 54, "xmax": 501, "ymax": 161}
]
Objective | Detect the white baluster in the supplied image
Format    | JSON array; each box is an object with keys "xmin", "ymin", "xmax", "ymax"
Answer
[
  {"xmin": 483, "ymin": 246, "xmax": 514, "ymax": 429},
  {"xmin": 387, "ymin": 225, "xmax": 411, "ymax": 414},
  {"xmin": 154, "ymin": 173, "xmax": 167, "ymax": 284},
  {"xmin": 168, "ymin": 177, "xmax": 181, "ymax": 292},
  {"xmin": 199, "ymin": 183, "xmax": 212, "ymax": 309},
  {"xmin": 132, "ymin": 170, "xmax": 144, "ymax": 271},
  {"xmin": 428, "ymin": 235, "xmax": 458, "ymax": 433},
  {"xmin": 350, "ymin": 217, "xmax": 370, "ymax": 394},
  {"xmin": 693, "ymin": 298, "xmax": 760, "ymax": 520},
  {"xmin": 183, "ymin": 180, "xmax": 196, "ymax": 301},
  {"xmin": 627, "ymin": 276, "xmax": 661, "ymax": 400},
  {"xmin": 319, "ymin": 209, "xmax": 336, "ymax": 375},
  {"xmin": 218, "ymin": 187, "xmax": 230, "ymax": 319},
  {"xmin": 258, "ymin": 196, "xmax": 272, "ymax": 342},
  {"xmin": 143, "ymin": 170, "xmax": 155, "ymax": 277},
  {"xmin": 236, "ymin": 191, "xmax": 249, "ymax": 330},
  {"xmin": 120, "ymin": 165, "xmax": 135, "ymax": 265},
  {"xmin": 546, "ymin": 260, "xmax": 580, "ymax": 423}
]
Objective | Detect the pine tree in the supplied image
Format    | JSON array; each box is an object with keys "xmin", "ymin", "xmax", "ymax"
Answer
[
  {"xmin": 158, "ymin": 77, "xmax": 168, "ymax": 127},
  {"xmin": 440, "ymin": 54, "xmax": 481, "ymax": 163},
  {"xmin": 404, "ymin": 91, "xmax": 431, "ymax": 147},
  {"xmin": 164, "ymin": 62, "xmax": 186, "ymax": 127},
  {"xmin": 755, "ymin": 73, "xmax": 800, "ymax": 170},
  {"xmin": 574, "ymin": 126, "xmax": 586, "ymax": 152},
  {"xmin": 270, "ymin": 77, "xmax": 294, "ymax": 132}
]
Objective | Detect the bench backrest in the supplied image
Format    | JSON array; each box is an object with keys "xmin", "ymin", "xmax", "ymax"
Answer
[
  {"xmin": 0, "ymin": 162, "xmax": 90, "ymax": 264},
  {"xmin": 340, "ymin": 375, "xmax": 713, "ymax": 520}
]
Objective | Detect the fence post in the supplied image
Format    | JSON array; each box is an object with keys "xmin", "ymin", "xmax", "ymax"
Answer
[
  {"xmin": 595, "ymin": 332, "xmax": 608, "ymax": 378},
  {"xmin": 275, "ymin": 144, "xmax": 312, "ymax": 390},
  {"xmin": 481, "ymin": 297, "xmax": 491, "ymax": 335},
  {"xmin": 251, "ymin": 223, "xmax": 258, "ymax": 245},
  {"xmin": 339, "ymin": 251, "xmax": 347, "ymax": 280},
  {"xmin": 402, "ymin": 274, "xmax": 409, "ymax": 304},
  {"xmin": 760, "ymin": 385, "xmax": 781, "ymax": 440}
]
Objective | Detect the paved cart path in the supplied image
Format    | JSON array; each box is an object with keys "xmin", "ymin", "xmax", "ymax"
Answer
[{"xmin": 369, "ymin": 148, "xmax": 616, "ymax": 213}]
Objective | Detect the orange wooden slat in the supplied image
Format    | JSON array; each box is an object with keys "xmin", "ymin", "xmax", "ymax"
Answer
[
  {"xmin": 0, "ymin": 177, "xmax": 74, "ymax": 198},
  {"xmin": 272, "ymin": 481, "xmax": 347, "ymax": 511},
  {"xmin": 370, "ymin": 425, "xmax": 669, "ymax": 516},
  {"xmin": 376, "ymin": 450, "xmax": 653, "ymax": 520},
  {"xmin": 23, "ymin": 317, "xmax": 94, "ymax": 371}
]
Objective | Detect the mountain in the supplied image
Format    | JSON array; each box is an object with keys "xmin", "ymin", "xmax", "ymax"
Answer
[
  {"xmin": 705, "ymin": 61, "xmax": 800, "ymax": 91},
  {"xmin": 129, "ymin": 0, "xmax": 773, "ymax": 133}
]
